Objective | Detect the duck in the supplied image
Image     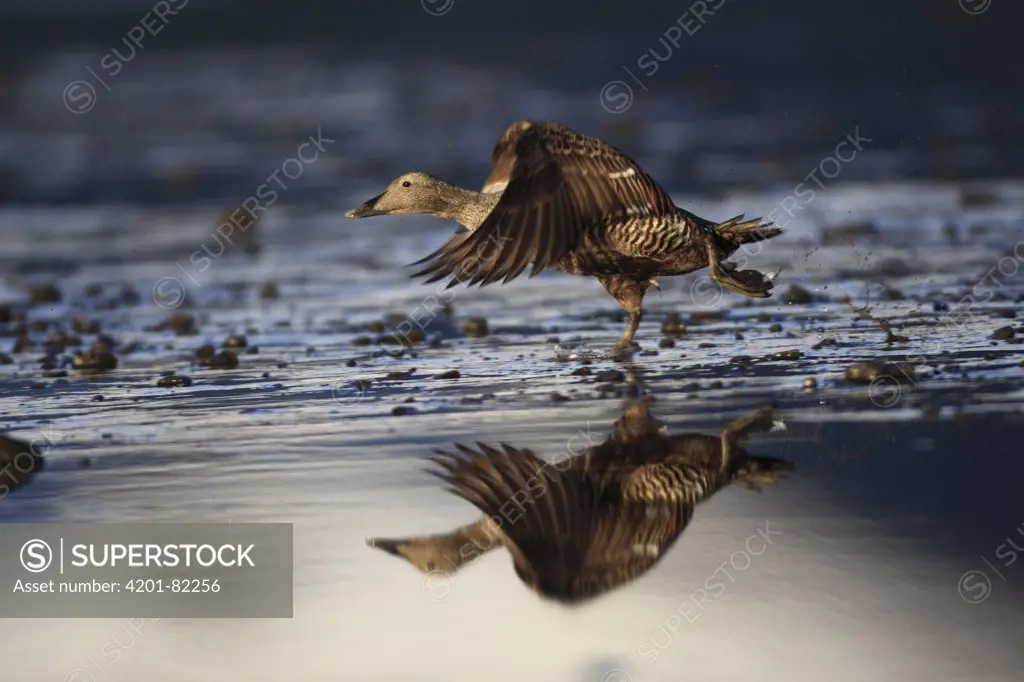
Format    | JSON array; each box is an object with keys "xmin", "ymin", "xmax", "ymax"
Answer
[
  {"xmin": 345, "ymin": 120, "xmax": 782, "ymax": 350},
  {"xmin": 367, "ymin": 394, "xmax": 793, "ymax": 603}
]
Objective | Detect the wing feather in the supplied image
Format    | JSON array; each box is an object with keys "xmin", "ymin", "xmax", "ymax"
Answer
[{"xmin": 411, "ymin": 120, "xmax": 676, "ymax": 287}]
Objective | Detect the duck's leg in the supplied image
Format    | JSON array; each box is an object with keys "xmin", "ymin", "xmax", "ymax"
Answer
[
  {"xmin": 705, "ymin": 241, "xmax": 775, "ymax": 298},
  {"xmin": 720, "ymin": 405, "xmax": 778, "ymax": 472},
  {"xmin": 599, "ymin": 275, "xmax": 650, "ymax": 350}
]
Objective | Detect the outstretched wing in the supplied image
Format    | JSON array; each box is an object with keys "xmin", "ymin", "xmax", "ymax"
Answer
[{"xmin": 411, "ymin": 120, "xmax": 677, "ymax": 287}]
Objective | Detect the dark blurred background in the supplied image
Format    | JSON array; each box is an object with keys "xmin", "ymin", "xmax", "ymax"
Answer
[{"xmin": 0, "ymin": 0, "xmax": 1020, "ymax": 204}]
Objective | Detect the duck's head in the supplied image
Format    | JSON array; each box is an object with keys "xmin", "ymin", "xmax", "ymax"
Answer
[
  {"xmin": 367, "ymin": 530, "xmax": 496, "ymax": 575},
  {"xmin": 345, "ymin": 172, "xmax": 448, "ymax": 219}
]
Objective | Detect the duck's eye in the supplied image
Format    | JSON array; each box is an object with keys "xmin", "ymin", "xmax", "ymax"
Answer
[{"xmin": 402, "ymin": 180, "xmax": 411, "ymax": 188}]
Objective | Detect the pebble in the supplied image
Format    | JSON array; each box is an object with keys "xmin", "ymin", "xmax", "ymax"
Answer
[
  {"xmin": 28, "ymin": 283, "xmax": 62, "ymax": 304},
  {"xmin": 72, "ymin": 317, "xmax": 101, "ymax": 334},
  {"xmin": 157, "ymin": 375, "xmax": 193, "ymax": 388},
  {"xmin": 594, "ymin": 369, "xmax": 626, "ymax": 383},
  {"xmin": 72, "ymin": 349, "xmax": 118, "ymax": 372},
  {"xmin": 661, "ymin": 313, "xmax": 687, "ymax": 337},
  {"xmin": 785, "ymin": 285, "xmax": 813, "ymax": 305},
  {"xmin": 463, "ymin": 318, "xmax": 489, "ymax": 338},
  {"xmin": 200, "ymin": 350, "xmax": 239, "ymax": 369},
  {"xmin": 844, "ymin": 362, "xmax": 916, "ymax": 385}
]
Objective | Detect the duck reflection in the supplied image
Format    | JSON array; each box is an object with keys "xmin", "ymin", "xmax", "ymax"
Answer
[{"xmin": 369, "ymin": 394, "xmax": 793, "ymax": 603}]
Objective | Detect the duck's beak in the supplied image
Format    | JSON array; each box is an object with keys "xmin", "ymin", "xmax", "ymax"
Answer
[{"xmin": 344, "ymin": 193, "xmax": 386, "ymax": 219}]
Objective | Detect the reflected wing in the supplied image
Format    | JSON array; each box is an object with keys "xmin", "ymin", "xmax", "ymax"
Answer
[{"xmin": 428, "ymin": 442, "xmax": 691, "ymax": 601}]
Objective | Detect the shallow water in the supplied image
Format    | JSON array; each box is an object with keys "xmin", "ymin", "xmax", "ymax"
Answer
[{"xmin": 0, "ymin": 167, "xmax": 1022, "ymax": 680}]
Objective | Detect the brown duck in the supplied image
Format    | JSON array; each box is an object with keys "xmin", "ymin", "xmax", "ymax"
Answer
[
  {"xmin": 345, "ymin": 120, "xmax": 782, "ymax": 349},
  {"xmin": 368, "ymin": 397, "xmax": 793, "ymax": 603}
]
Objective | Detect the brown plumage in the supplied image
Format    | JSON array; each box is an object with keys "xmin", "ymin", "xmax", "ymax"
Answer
[
  {"xmin": 345, "ymin": 120, "xmax": 783, "ymax": 349},
  {"xmin": 368, "ymin": 396, "xmax": 794, "ymax": 603}
]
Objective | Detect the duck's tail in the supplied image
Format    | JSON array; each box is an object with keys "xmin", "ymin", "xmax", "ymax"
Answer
[{"xmin": 713, "ymin": 214, "xmax": 782, "ymax": 248}]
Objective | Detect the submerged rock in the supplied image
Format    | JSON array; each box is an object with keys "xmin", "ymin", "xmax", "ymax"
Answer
[
  {"xmin": 992, "ymin": 326, "xmax": 1015, "ymax": 340},
  {"xmin": 0, "ymin": 432, "xmax": 46, "ymax": 493}
]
